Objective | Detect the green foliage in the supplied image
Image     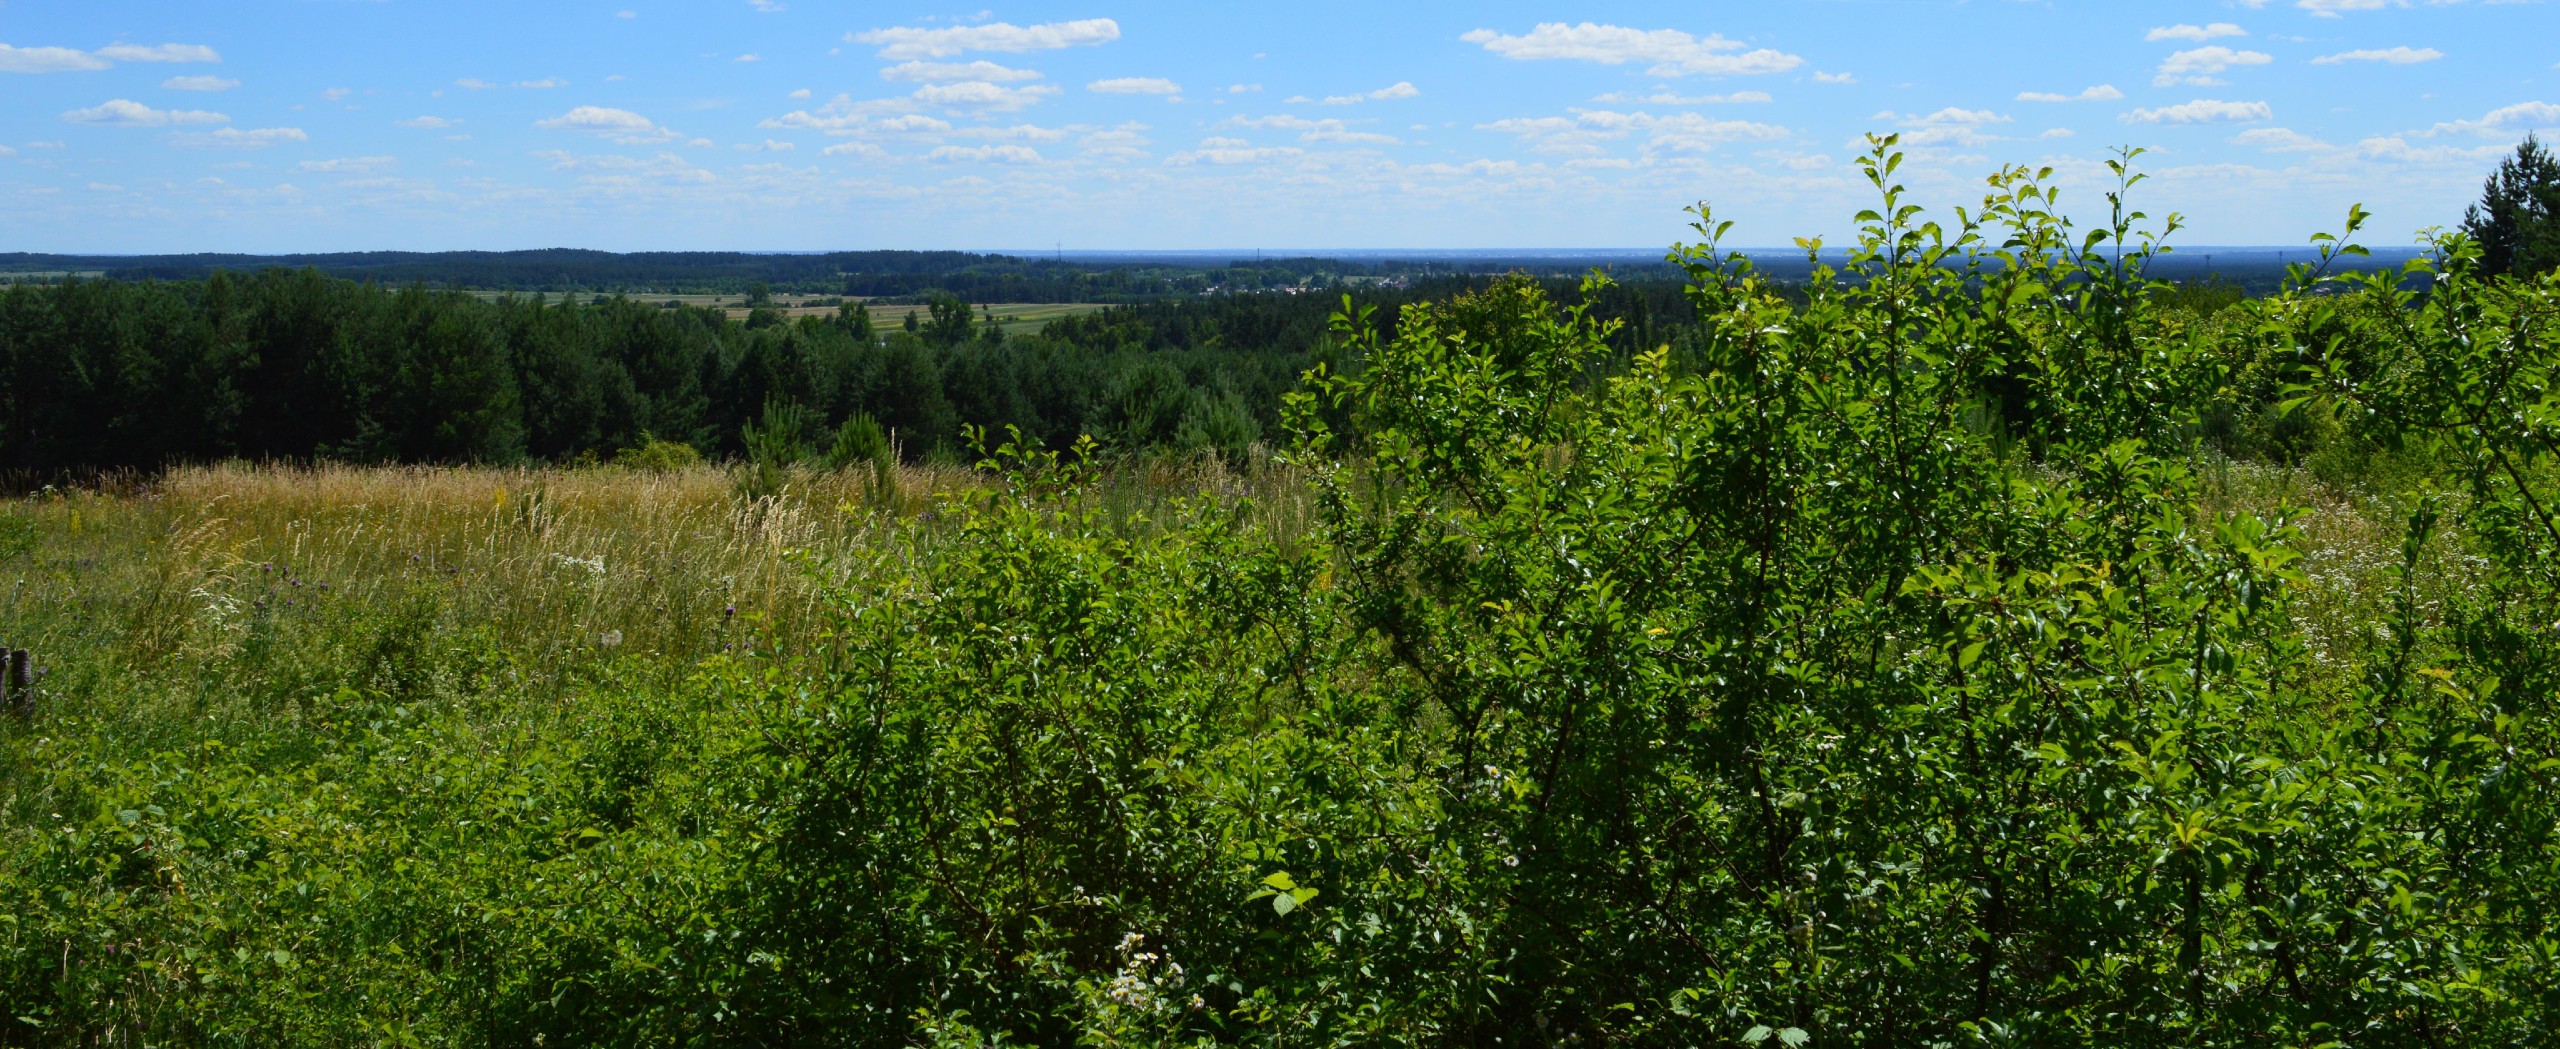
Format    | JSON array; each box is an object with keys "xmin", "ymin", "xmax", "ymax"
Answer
[
  {"xmin": 5, "ymin": 141, "xmax": 2559, "ymax": 1045},
  {"xmin": 611, "ymin": 432, "xmax": 703, "ymax": 472},
  {"xmin": 2461, "ymin": 133, "xmax": 2560, "ymax": 277}
]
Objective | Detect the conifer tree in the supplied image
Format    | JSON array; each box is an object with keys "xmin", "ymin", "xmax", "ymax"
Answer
[{"xmin": 2461, "ymin": 134, "xmax": 2560, "ymax": 277}]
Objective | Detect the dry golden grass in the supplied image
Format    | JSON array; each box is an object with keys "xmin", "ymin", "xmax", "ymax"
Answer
[{"xmin": 1, "ymin": 455, "xmax": 1310, "ymax": 720}]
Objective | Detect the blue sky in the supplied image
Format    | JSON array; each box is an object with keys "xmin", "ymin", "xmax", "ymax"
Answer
[{"xmin": 2, "ymin": 1, "xmax": 2554, "ymax": 252}]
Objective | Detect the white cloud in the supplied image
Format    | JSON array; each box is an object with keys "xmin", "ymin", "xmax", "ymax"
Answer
[
  {"xmin": 822, "ymin": 141, "xmax": 886, "ymax": 158},
  {"xmin": 535, "ymin": 150, "xmax": 715, "ymax": 183},
  {"xmin": 300, "ymin": 156, "xmax": 395, "ymax": 173},
  {"xmin": 881, "ymin": 60, "xmax": 1043, "ymax": 83},
  {"xmin": 162, "ymin": 75, "xmax": 238, "ymax": 91},
  {"xmin": 2232, "ymin": 127, "xmax": 2331, "ymax": 152},
  {"xmin": 1479, "ymin": 108, "xmax": 1789, "ymax": 156},
  {"xmin": 0, "ymin": 44, "xmax": 111, "ymax": 73},
  {"xmin": 1319, "ymin": 81, "xmax": 1421, "ymax": 105},
  {"xmin": 2016, "ymin": 84, "xmax": 2123, "ymax": 103},
  {"xmin": 2298, "ymin": 0, "xmax": 2393, "ymax": 17},
  {"xmin": 1876, "ymin": 106, "xmax": 2014, "ymax": 146},
  {"xmin": 172, "ymin": 127, "xmax": 308, "ymax": 149},
  {"xmin": 951, "ymin": 124, "xmax": 1069, "ymax": 142},
  {"xmin": 852, "ymin": 19, "xmax": 1121, "ymax": 60},
  {"xmin": 2146, "ymin": 23, "xmax": 2248, "ymax": 42},
  {"xmin": 748, "ymin": 0, "xmax": 784, "ymax": 10},
  {"xmin": 395, "ymin": 116, "xmax": 458, "ymax": 129},
  {"xmin": 2123, "ymin": 98, "xmax": 2273, "ymax": 124},
  {"xmin": 1167, "ymin": 143, "xmax": 1303, "ymax": 165},
  {"xmin": 2311, "ymin": 47, "xmax": 2444, "ymax": 65},
  {"xmin": 876, "ymin": 114, "xmax": 955, "ymax": 133},
  {"xmin": 928, "ymin": 144, "xmax": 1042, "ymax": 164},
  {"xmin": 735, "ymin": 54, "xmax": 761, "ymax": 63},
  {"xmin": 1893, "ymin": 107, "xmax": 2011, "ymax": 126},
  {"xmin": 2040, "ymin": 128, "xmax": 2076, "ymax": 139},
  {"xmin": 2420, "ymin": 100, "xmax": 2560, "ymax": 137},
  {"xmin": 62, "ymin": 99, "xmax": 228, "ymax": 127},
  {"xmin": 1228, "ymin": 84, "xmax": 1261, "ymax": 94},
  {"xmin": 913, "ymin": 81, "xmax": 1060, "ymax": 112},
  {"xmin": 1460, "ymin": 23, "xmax": 1802, "ymax": 77},
  {"xmin": 535, "ymin": 105, "xmax": 681, "ymax": 143},
  {"xmin": 1224, "ymin": 113, "xmax": 1399, "ymax": 145},
  {"xmin": 2156, "ymin": 46, "xmax": 2273, "ymax": 87},
  {"xmin": 322, "ymin": 88, "xmax": 352, "ymax": 101},
  {"xmin": 789, "ymin": 88, "xmax": 812, "ymax": 99},
  {"xmin": 94, "ymin": 43, "xmax": 221, "ymax": 64},
  {"xmin": 1813, "ymin": 71, "xmax": 1855, "ymax": 84},
  {"xmin": 1090, "ymin": 77, "xmax": 1181, "ymax": 95},
  {"xmin": 1592, "ymin": 90, "xmax": 1773, "ymax": 105}
]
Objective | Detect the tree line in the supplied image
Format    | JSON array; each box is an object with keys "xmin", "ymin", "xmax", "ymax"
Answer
[{"xmin": 0, "ymin": 269, "xmax": 1711, "ymax": 476}]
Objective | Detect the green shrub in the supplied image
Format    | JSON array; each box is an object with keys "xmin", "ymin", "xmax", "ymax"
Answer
[{"xmin": 611, "ymin": 432, "xmax": 703, "ymax": 472}]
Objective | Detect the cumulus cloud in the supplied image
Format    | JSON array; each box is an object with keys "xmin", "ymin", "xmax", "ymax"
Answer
[
  {"xmin": 2420, "ymin": 100, "xmax": 2560, "ymax": 138},
  {"xmin": 62, "ymin": 99, "xmax": 228, "ymax": 127},
  {"xmin": 2232, "ymin": 127, "xmax": 2331, "ymax": 152},
  {"xmin": 1317, "ymin": 81, "xmax": 1420, "ymax": 105},
  {"xmin": 1479, "ymin": 108, "xmax": 1789, "ymax": 156},
  {"xmin": 163, "ymin": 75, "xmax": 238, "ymax": 91},
  {"xmin": 2017, "ymin": 85, "xmax": 2124, "ymax": 103},
  {"xmin": 1223, "ymin": 114, "xmax": 1397, "ymax": 145},
  {"xmin": 2311, "ymin": 47, "xmax": 2443, "ymax": 65},
  {"xmin": 927, "ymin": 144, "xmax": 1042, "ymax": 164},
  {"xmin": 95, "ymin": 43, "xmax": 221, "ymax": 64},
  {"xmin": 1090, "ymin": 77, "xmax": 1181, "ymax": 95},
  {"xmin": 1166, "ymin": 142, "xmax": 1303, "ymax": 165},
  {"xmin": 913, "ymin": 81, "xmax": 1061, "ymax": 112},
  {"xmin": 1591, "ymin": 90, "xmax": 1773, "ymax": 105},
  {"xmin": 2298, "ymin": 0, "xmax": 2393, "ymax": 18},
  {"xmin": 1460, "ymin": 23, "xmax": 1802, "ymax": 77},
  {"xmin": 1877, "ymin": 106, "xmax": 2014, "ymax": 146},
  {"xmin": 300, "ymin": 156, "xmax": 396, "ymax": 173},
  {"xmin": 822, "ymin": 141, "xmax": 886, "ymax": 158},
  {"xmin": 535, "ymin": 150, "xmax": 715, "ymax": 183},
  {"xmin": 2156, "ymin": 46, "xmax": 2273, "ymax": 87},
  {"xmin": 536, "ymin": 105, "xmax": 682, "ymax": 143},
  {"xmin": 0, "ymin": 44, "xmax": 112, "ymax": 73},
  {"xmin": 172, "ymin": 127, "xmax": 308, "ymax": 149},
  {"xmin": 396, "ymin": 116, "xmax": 459, "ymax": 129},
  {"xmin": 1812, "ymin": 71, "xmax": 1855, "ymax": 84},
  {"xmin": 881, "ymin": 60, "xmax": 1043, "ymax": 83},
  {"xmin": 851, "ymin": 19, "xmax": 1121, "ymax": 60},
  {"xmin": 2146, "ymin": 23, "xmax": 2247, "ymax": 42},
  {"xmin": 2122, "ymin": 98, "xmax": 2273, "ymax": 124}
]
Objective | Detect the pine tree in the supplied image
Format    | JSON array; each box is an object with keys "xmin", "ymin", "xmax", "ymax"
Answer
[{"xmin": 2461, "ymin": 134, "xmax": 2560, "ymax": 277}]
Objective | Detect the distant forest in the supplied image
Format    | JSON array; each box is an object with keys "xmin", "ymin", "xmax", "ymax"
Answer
[
  {"xmin": 0, "ymin": 245, "xmax": 2409, "ymax": 300},
  {"xmin": 0, "ymin": 249, "xmax": 1670, "ymax": 303},
  {"xmin": 0, "ymin": 268, "xmax": 1699, "ymax": 474}
]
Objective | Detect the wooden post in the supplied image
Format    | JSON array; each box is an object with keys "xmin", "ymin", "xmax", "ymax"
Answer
[{"xmin": 6, "ymin": 649, "xmax": 28, "ymax": 720}]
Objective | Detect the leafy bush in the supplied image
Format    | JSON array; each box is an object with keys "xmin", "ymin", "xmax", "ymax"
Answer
[{"xmin": 611, "ymin": 432, "xmax": 704, "ymax": 472}]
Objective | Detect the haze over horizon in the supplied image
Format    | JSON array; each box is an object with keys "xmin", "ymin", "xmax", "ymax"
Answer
[{"xmin": 3, "ymin": 0, "xmax": 2554, "ymax": 254}]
